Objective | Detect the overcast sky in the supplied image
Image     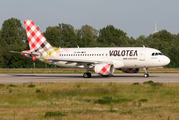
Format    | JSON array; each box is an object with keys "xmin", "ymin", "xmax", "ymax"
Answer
[{"xmin": 0, "ymin": 0, "xmax": 179, "ymax": 38}]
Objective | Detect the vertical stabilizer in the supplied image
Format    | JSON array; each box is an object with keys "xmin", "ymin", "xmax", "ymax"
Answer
[{"xmin": 24, "ymin": 20, "xmax": 53, "ymax": 51}]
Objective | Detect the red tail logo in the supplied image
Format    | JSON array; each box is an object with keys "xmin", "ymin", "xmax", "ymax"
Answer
[{"xmin": 24, "ymin": 20, "xmax": 53, "ymax": 51}]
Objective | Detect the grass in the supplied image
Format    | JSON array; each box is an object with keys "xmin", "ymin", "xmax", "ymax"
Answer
[
  {"xmin": 45, "ymin": 111, "xmax": 66, "ymax": 117},
  {"xmin": 0, "ymin": 68, "xmax": 179, "ymax": 73},
  {"xmin": 95, "ymin": 97, "xmax": 133, "ymax": 104},
  {"xmin": 27, "ymin": 84, "xmax": 36, "ymax": 88},
  {"xmin": 8, "ymin": 84, "xmax": 17, "ymax": 87},
  {"xmin": 0, "ymin": 82, "xmax": 179, "ymax": 119}
]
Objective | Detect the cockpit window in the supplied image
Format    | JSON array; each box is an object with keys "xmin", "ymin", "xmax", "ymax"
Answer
[
  {"xmin": 151, "ymin": 52, "xmax": 163, "ymax": 56},
  {"xmin": 159, "ymin": 53, "xmax": 163, "ymax": 55}
]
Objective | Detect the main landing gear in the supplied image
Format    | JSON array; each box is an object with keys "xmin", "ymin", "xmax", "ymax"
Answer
[
  {"xmin": 143, "ymin": 68, "xmax": 149, "ymax": 78},
  {"xmin": 83, "ymin": 72, "xmax": 91, "ymax": 78},
  {"xmin": 83, "ymin": 68, "xmax": 91, "ymax": 78}
]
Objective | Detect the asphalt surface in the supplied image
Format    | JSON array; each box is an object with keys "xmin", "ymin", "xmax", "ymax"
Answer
[{"xmin": 0, "ymin": 73, "xmax": 179, "ymax": 84}]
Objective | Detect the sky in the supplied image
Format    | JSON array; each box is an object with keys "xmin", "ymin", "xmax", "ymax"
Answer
[{"xmin": 0, "ymin": 0, "xmax": 179, "ymax": 38}]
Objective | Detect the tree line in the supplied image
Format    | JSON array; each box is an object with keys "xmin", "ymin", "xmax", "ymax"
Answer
[{"xmin": 0, "ymin": 18, "xmax": 178, "ymax": 68}]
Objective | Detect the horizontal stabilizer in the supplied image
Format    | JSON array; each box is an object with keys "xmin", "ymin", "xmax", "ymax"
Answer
[
  {"xmin": 9, "ymin": 51, "xmax": 40, "ymax": 56},
  {"xmin": 9, "ymin": 51, "xmax": 22, "ymax": 54}
]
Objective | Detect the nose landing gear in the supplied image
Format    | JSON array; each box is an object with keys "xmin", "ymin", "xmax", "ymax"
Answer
[{"xmin": 143, "ymin": 68, "xmax": 149, "ymax": 78}]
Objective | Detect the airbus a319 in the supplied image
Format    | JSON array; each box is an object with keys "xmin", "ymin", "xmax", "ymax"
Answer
[{"xmin": 10, "ymin": 20, "xmax": 170, "ymax": 78}]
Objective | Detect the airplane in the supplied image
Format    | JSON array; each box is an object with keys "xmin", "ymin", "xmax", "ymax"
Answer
[{"xmin": 10, "ymin": 20, "xmax": 170, "ymax": 78}]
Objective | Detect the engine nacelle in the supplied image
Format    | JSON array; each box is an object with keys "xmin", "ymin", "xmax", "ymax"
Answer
[
  {"xmin": 94, "ymin": 63, "xmax": 114, "ymax": 75},
  {"xmin": 120, "ymin": 68, "xmax": 140, "ymax": 73}
]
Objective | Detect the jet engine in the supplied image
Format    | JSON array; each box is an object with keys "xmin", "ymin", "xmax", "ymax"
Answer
[
  {"xmin": 94, "ymin": 63, "xmax": 114, "ymax": 76},
  {"xmin": 120, "ymin": 68, "xmax": 140, "ymax": 73}
]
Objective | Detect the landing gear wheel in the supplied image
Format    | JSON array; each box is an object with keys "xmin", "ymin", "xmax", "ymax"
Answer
[
  {"xmin": 83, "ymin": 73, "xmax": 91, "ymax": 78},
  {"xmin": 144, "ymin": 73, "xmax": 149, "ymax": 78},
  {"xmin": 88, "ymin": 73, "xmax": 91, "ymax": 78},
  {"xmin": 143, "ymin": 68, "xmax": 149, "ymax": 78}
]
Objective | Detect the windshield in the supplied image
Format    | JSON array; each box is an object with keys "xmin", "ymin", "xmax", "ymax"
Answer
[{"xmin": 152, "ymin": 52, "xmax": 163, "ymax": 56}]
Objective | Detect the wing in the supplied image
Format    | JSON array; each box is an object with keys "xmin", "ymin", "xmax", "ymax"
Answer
[
  {"xmin": 46, "ymin": 58, "xmax": 111, "ymax": 64},
  {"xmin": 46, "ymin": 58, "xmax": 124, "ymax": 69}
]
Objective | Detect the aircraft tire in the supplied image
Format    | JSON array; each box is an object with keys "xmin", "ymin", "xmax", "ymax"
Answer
[
  {"xmin": 83, "ymin": 73, "xmax": 91, "ymax": 78},
  {"xmin": 144, "ymin": 73, "xmax": 148, "ymax": 78},
  {"xmin": 88, "ymin": 73, "xmax": 91, "ymax": 78}
]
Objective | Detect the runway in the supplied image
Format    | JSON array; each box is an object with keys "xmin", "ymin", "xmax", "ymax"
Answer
[{"xmin": 0, "ymin": 73, "xmax": 179, "ymax": 84}]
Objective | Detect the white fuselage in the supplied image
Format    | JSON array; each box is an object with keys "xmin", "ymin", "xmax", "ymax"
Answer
[{"xmin": 38, "ymin": 47, "xmax": 170, "ymax": 69}]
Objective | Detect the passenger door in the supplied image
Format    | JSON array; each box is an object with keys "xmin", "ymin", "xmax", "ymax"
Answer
[{"xmin": 139, "ymin": 49, "xmax": 145, "ymax": 61}]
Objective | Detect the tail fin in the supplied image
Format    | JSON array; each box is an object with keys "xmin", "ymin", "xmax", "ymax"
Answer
[{"xmin": 24, "ymin": 20, "xmax": 53, "ymax": 51}]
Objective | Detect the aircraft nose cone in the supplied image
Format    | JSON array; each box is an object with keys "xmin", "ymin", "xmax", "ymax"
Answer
[{"xmin": 164, "ymin": 56, "xmax": 170, "ymax": 65}]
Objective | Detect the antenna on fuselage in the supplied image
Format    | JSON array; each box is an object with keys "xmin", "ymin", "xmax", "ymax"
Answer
[{"xmin": 77, "ymin": 46, "xmax": 79, "ymax": 48}]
